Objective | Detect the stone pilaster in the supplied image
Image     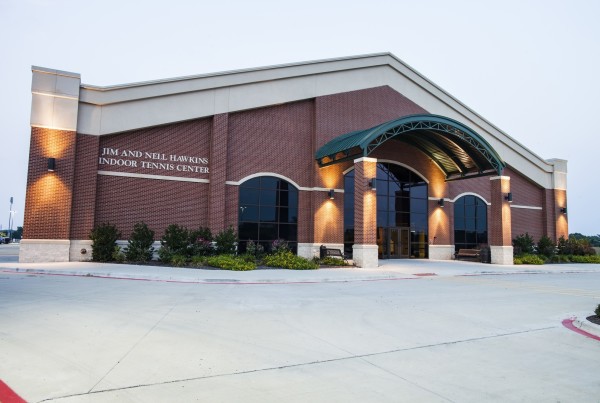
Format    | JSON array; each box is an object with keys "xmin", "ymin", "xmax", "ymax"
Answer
[
  {"xmin": 489, "ymin": 176, "xmax": 513, "ymax": 265},
  {"xmin": 353, "ymin": 157, "xmax": 378, "ymax": 268}
]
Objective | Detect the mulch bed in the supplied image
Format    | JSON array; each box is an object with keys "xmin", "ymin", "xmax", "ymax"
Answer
[{"xmin": 586, "ymin": 315, "xmax": 600, "ymax": 325}]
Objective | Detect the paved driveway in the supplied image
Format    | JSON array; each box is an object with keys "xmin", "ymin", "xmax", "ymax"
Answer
[{"xmin": 1, "ymin": 261, "xmax": 599, "ymax": 402}]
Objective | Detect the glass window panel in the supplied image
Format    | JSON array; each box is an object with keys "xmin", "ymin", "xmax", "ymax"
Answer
[
  {"xmin": 239, "ymin": 205, "xmax": 259, "ymax": 222},
  {"xmin": 465, "ymin": 204, "xmax": 475, "ymax": 218},
  {"xmin": 377, "ymin": 196, "xmax": 388, "ymax": 211},
  {"xmin": 376, "ymin": 180, "xmax": 388, "ymax": 196},
  {"xmin": 454, "ymin": 205, "xmax": 465, "ymax": 220},
  {"xmin": 259, "ymin": 206, "xmax": 277, "ymax": 222},
  {"xmin": 465, "ymin": 219, "xmax": 476, "ymax": 231},
  {"xmin": 259, "ymin": 223, "xmax": 277, "ymax": 240},
  {"xmin": 278, "ymin": 190, "xmax": 290, "ymax": 207},
  {"xmin": 239, "ymin": 188, "xmax": 259, "ymax": 205},
  {"xmin": 344, "ymin": 176, "xmax": 355, "ymax": 194},
  {"xmin": 388, "ymin": 164, "xmax": 411, "ymax": 182},
  {"xmin": 260, "ymin": 176, "xmax": 279, "ymax": 189},
  {"xmin": 239, "ymin": 222, "xmax": 258, "ymax": 240},
  {"xmin": 476, "ymin": 217, "xmax": 487, "ymax": 231},
  {"xmin": 476, "ymin": 205, "xmax": 487, "ymax": 220},
  {"xmin": 278, "ymin": 224, "xmax": 298, "ymax": 241},
  {"xmin": 410, "ymin": 183, "xmax": 427, "ymax": 199},
  {"xmin": 455, "ymin": 218, "xmax": 465, "ymax": 230},
  {"xmin": 376, "ymin": 165, "xmax": 388, "ymax": 180},
  {"xmin": 411, "ymin": 213, "xmax": 427, "ymax": 230},
  {"xmin": 277, "ymin": 181, "xmax": 291, "ymax": 192},
  {"xmin": 344, "ymin": 228, "xmax": 354, "ymax": 243},
  {"xmin": 377, "ymin": 210, "xmax": 387, "ymax": 227},
  {"xmin": 395, "ymin": 212, "xmax": 410, "ymax": 227},
  {"xmin": 278, "ymin": 207, "xmax": 298, "ymax": 223},
  {"xmin": 388, "ymin": 180, "xmax": 400, "ymax": 196},
  {"xmin": 410, "ymin": 199, "xmax": 427, "ymax": 214},
  {"xmin": 466, "ymin": 230, "xmax": 476, "ymax": 243},
  {"xmin": 287, "ymin": 195, "xmax": 298, "ymax": 209},
  {"xmin": 260, "ymin": 190, "xmax": 277, "ymax": 206},
  {"xmin": 395, "ymin": 197, "xmax": 410, "ymax": 213},
  {"xmin": 240, "ymin": 177, "xmax": 261, "ymax": 188},
  {"xmin": 454, "ymin": 230, "xmax": 466, "ymax": 243}
]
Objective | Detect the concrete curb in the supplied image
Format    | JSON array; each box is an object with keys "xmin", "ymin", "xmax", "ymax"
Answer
[{"xmin": 573, "ymin": 315, "xmax": 600, "ymax": 338}]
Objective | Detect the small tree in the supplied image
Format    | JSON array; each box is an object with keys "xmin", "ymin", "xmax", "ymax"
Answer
[
  {"xmin": 513, "ymin": 233, "xmax": 535, "ymax": 256},
  {"xmin": 595, "ymin": 304, "xmax": 600, "ymax": 317},
  {"xmin": 537, "ymin": 235, "xmax": 555, "ymax": 258},
  {"xmin": 125, "ymin": 222, "xmax": 155, "ymax": 262},
  {"xmin": 271, "ymin": 239, "xmax": 289, "ymax": 254},
  {"xmin": 89, "ymin": 223, "xmax": 121, "ymax": 262},
  {"xmin": 189, "ymin": 227, "xmax": 213, "ymax": 257},
  {"xmin": 158, "ymin": 224, "xmax": 189, "ymax": 262},
  {"xmin": 214, "ymin": 226, "xmax": 237, "ymax": 254}
]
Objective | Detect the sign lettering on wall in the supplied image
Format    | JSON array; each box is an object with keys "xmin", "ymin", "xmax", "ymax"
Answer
[{"xmin": 99, "ymin": 147, "xmax": 209, "ymax": 174}]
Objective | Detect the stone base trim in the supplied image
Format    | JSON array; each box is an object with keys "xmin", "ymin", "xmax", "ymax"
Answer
[
  {"xmin": 298, "ymin": 243, "xmax": 344, "ymax": 259},
  {"xmin": 19, "ymin": 239, "xmax": 71, "ymax": 263},
  {"xmin": 490, "ymin": 246, "xmax": 514, "ymax": 265},
  {"xmin": 352, "ymin": 244, "xmax": 378, "ymax": 268},
  {"xmin": 429, "ymin": 245, "xmax": 454, "ymax": 260},
  {"xmin": 69, "ymin": 240, "xmax": 93, "ymax": 261}
]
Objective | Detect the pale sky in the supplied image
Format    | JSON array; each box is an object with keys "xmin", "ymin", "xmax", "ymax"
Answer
[{"xmin": 1, "ymin": 0, "xmax": 598, "ymax": 235}]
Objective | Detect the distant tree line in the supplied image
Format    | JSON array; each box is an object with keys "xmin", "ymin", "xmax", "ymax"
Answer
[{"xmin": 570, "ymin": 233, "xmax": 600, "ymax": 247}]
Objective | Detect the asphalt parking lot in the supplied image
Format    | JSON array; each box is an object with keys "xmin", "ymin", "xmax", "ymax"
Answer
[{"xmin": 1, "ymin": 248, "xmax": 599, "ymax": 402}]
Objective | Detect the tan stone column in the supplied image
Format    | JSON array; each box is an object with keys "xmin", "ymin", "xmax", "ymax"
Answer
[
  {"xmin": 489, "ymin": 176, "xmax": 513, "ymax": 264},
  {"xmin": 353, "ymin": 157, "xmax": 378, "ymax": 267},
  {"xmin": 547, "ymin": 159, "xmax": 568, "ymax": 240}
]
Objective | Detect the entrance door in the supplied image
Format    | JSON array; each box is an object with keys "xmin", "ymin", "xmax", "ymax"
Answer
[{"xmin": 378, "ymin": 227, "xmax": 410, "ymax": 259}]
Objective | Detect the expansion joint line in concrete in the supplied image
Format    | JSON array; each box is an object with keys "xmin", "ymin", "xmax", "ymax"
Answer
[{"xmin": 38, "ymin": 326, "xmax": 555, "ymax": 402}]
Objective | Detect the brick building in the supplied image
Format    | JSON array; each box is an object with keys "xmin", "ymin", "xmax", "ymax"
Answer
[{"xmin": 21, "ymin": 53, "xmax": 568, "ymax": 266}]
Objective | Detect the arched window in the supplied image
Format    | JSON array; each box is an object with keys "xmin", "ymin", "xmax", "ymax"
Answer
[
  {"xmin": 454, "ymin": 195, "xmax": 488, "ymax": 251},
  {"xmin": 238, "ymin": 176, "xmax": 298, "ymax": 253},
  {"xmin": 344, "ymin": 163, "xmax": 428, "ymax": 259}
]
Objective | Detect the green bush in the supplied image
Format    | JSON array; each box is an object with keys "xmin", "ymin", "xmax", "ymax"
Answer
[
  {"xmin": 537, "ymin": 235, "xmax": 555, "ymax": 258},
  {"xmin": 550, "ymin": 255, "xmax": 571, "ymax": 263},
  {"xmin": 513, "ymin": 254, "xmax": 545, "ymax": 265},
  {"xmin": 319, "ymin": 256, "xmax": 349, "ymax": 266},
  {"xmin": 263, "ymin": 250, "xmax": 318, "ymax": 270},
  {"xmin": 189, "ymin": 227, "xmax": 213, "ymax": 257},
  {"xmin": 557, "ymin": 236, "xmax": 596, "ymax": 256},
  {"xmin": 567, "ymin": 255, "xmax": 600, "ymax": 264},
  {"xmin": 245, "ymin": 240, "xmax": 264, "ymax": 258},
  {"xmin": 112, "ymin": 245, "xmax": 125, "ymax": 263},
  {"xmin": 205, "ymin": 254, "xmax": 255, "ymax": 271},
  {"xmin": 190, "ymin": 256, "xmax": 206, "ymax": 267},
  {"xmin": 214, "ymin": 226, "xmax": 238, "ymax": 254},
  {"xmin": 595, "ymin": 304, "xmax": 600, "ymax": 317},
  {"xmin": 170, "ymin": 254, "xmax": 188, "ymax": 267},
  {"xmin": 271, "ymin": 239, "xmax": 290, "ymax": 253},
  {"xmin": 125, "ymin": 222, "xmax": 155, "ymax": 262},
  {"xmin": 89, "ymin": 223, "xmax": 121, "ymax": 262},
  {"xmin": 158, "ymin": 224, "xmax": 189, "ymax": 262},
  {"xmin": 513, "ymin": 233, "xmax": 535, "ymax": 256},
  {"xmin": 240, "ymin": 253, "xmax": 257, "ymax": 263}
]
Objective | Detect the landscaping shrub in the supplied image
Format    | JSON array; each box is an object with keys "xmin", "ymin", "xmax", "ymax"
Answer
[
  {"xmin": 125, "ymin": 222, "xmax": 155, "ymax": 262},
  {"xmin": 567, "ymin": 255, "xmax": 600, "ymax": 264},
  {"xmin": 595, "ymin": 304, "xmax": 600, "ymax": 317},
  {"xmin": 550, "ymin": 255, "xmax": 571, "ymax": 263},
  {"xmin": 263, "ymin": 250, "xmax": 318, "ymax": 270},
  {"xmin": 158, "ymin": 224, "xmax": 189, "ymax": 262},
  {"xmin": 271, "ymin": 239, "xmax": 289, "ymax": 253},
  {"xmin": 112, "ymin": 245, "xmax": 125, "ymax": 263},
  {"xmin": 190, "ymin": 256, "xmax": 206, "ymax": 267},
  {"xmin": 89, "ymin": 223, "xmax": 121, "ymax": 262},
  {"xmin": 245, "ymin": 240, "xmax": 264, "ymax": 258},
  {"xmin": 206, "ymin": 254, "xmax": 255, "ymax": 271},
  {"xmin": 214, "ymin": 226, "xmax": 238, "ymax": 255},
  {"xmin": 557, "ymin": 236, "xmax": 596, "ymax": 256},
  {"xmin": 536, "ymin": 235, "xmax": 555, "ymax": 258},
  {"xmin": 319, "ymin": 256, "xmax": 349, "ymax": 266},
  {"xmin": 189, "ymin": 227, "xmax": 213, "ymax": 257},
  {"xmin": 513, "ymin": 233, "xmax": 535, "ymax": 256},
  {"xmin": 170, "ymin": 254, "xmax": 188, "ymax": 267},
  {"xmin": 513, "ymin": 254, "xmax": 545, "ymax": 265}
]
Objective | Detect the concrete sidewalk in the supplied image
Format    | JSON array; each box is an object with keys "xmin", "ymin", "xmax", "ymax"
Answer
[{"xmin": 1, "ymin": 258, "xmax": 598, "ymax": 284}]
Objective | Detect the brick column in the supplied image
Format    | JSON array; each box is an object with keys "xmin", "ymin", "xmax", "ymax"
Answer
[
  {"xmin": 21, "ymin": 67, "xmax": 81, "ymax": 263},
  {"xmin": 208, "ymin": 113, "xmax": 229, "ymax": 234},
  {"xmin": 353, "ymin": 157, "xmax": 378, "ymax": 267},
  {"xmin": 489, "ymin": 176, "xmax": 513, "ymax": 264}
]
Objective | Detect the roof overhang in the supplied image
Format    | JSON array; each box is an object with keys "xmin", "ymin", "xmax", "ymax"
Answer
[{"xmin": 315, "ymin": 114, "xmax": 506, "ymax": 181}]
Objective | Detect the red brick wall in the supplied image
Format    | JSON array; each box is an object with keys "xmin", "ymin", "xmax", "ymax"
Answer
[
  {"xmin": 95, "ymin": 176, "xmax": 209, "ymax": 238},
  {"xmin": 70, "ymin": 134, "xmax": 100, "ymax": 239},
  {"xmin": 23, "ymin": 127, "xmax": 76, "ymax": 239},
  {"xmin": 208, "ymin": 114, "xmax": 229, "ymax": 233},
  {"xmin": 489, "ymin": 177, "xmax": 512, "ymax": 246},
  {"xmin": 354, "ymin": 160, "xmax": 377, "ymax": 245}
]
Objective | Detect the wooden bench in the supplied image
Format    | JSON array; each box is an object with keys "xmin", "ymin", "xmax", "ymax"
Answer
[
  {"xmin": 454, "ymin": 249, "xmax": 481, "ymax": 261},
  {"xmin": 323, "ymin": 248, "xmax": 348, "ymax": 262}
]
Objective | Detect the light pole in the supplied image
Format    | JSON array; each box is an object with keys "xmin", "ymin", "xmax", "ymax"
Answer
[{"xmin": 8, "ymin": 197, "xmax": 13, "ymax": 242}]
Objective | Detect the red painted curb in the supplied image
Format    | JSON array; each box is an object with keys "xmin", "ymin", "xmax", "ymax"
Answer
[
  {"xmin": 562, "ymin": 318, "xmax": 600, "ymax": 341},
  {"xmin": 0, "ymin": 380, "xmax": 26, "ymax": 403}
]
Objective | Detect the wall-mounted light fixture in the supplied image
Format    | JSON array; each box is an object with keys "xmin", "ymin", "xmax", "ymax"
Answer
[
  {"xmin": 438, "ymin": 198, "xmax": 445, "ymax": 208},
  {"xmin": 504, "ymin": 192, "xmax": 513, "ymax": 203},
  {"xmin": 560, "ymin": 207, "xmax": 567, "ymax": 214},
  {"xmin": 368, "ymin": 178, "xmax": 376, "ymax": 191},
  {"xmin": 328, "ymin": 189, "xmax": 335, "ymax": 200},
  {"xmin": 47, "ymin": 158, "xmax": 56, "ymax": 172}
]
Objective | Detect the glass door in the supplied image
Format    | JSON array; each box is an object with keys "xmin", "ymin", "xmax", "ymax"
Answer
[{"xmin": 378, "ymin": 227, "xmax": 411, "ymax": 259}]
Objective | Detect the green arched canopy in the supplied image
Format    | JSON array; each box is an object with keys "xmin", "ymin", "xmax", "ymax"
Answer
[{"xmin": 315, "ymin": 114, "xmax": 505, "ymax": 180}]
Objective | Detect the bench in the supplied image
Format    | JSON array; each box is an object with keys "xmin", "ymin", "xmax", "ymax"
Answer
[
  {"xmin": 320, "ymin": 246, "xmax": 348, "ymax": 262},
  {"xmin": 454, "ymin": 249, "xmax": 481, "ymax": 261}
]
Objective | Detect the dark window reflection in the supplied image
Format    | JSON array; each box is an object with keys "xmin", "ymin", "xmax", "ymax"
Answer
[{"xmin": 454, "ymin": 195, "xmax": 488, "ymax": 251}]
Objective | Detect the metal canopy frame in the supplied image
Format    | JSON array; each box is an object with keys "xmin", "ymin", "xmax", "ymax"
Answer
[{"xmin": 315, "ymin": 114, "xmax": 505, "ymax": 180}]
